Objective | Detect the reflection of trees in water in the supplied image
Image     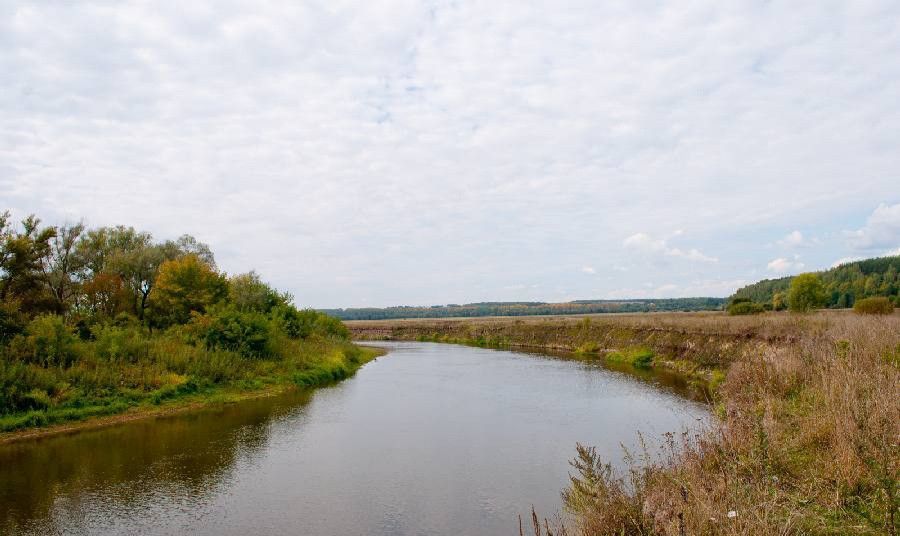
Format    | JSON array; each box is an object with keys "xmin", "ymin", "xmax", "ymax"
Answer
[{"xmin": 0, "ymin": 389, "xmax": 314, "ymax": 534}]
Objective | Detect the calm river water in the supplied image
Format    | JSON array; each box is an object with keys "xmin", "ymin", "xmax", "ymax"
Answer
[{"xmin": 0, "ymin": 342, "xmax": 708, "ymax": 535}]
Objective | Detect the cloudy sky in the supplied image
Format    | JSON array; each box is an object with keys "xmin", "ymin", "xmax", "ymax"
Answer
[{"xmin": 2, "ymin": 1, "xmax": 899, "ymax": 308}]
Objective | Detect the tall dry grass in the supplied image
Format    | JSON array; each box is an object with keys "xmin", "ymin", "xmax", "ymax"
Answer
[{"xmin": 562, "ymin": 314, "xmax": 899, "ymax": 535}]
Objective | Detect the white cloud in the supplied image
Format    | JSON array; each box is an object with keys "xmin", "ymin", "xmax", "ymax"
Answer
[
  {"xmin": 623, "ymin": 233, "xmax": 717, "ymax": 263},
  {"xmin": 1, "ymin": 2, "xmax": 899, "ymax": 306},
  {"xmin": 767, "ymin": 257, "xmax": 805, "ymax": 274},
  {"xmin": 845, "ymin": 203, "xmax": 900, "ymax": 250},
  {"xmin": 581, "ymin": 266, "xmax": 596, "ymax": 274},
  {"xmin": 777, "ymin": 230, "xmax": 804, "ymax": 247}
]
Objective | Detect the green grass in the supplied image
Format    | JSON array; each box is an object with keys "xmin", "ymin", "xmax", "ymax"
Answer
[
  {"xmin": 0, "ymin": 341, "xmax": 382, "ymax": 434},
  {"xmin": 414, "ymin": 333, "xmax": 510, "ymax": 348},
  {"xmin": 604, "ymin": 346, "xmax": 655, "ymax": 368}
]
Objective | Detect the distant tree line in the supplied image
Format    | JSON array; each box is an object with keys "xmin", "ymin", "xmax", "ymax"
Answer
[
  {"xmin": 730, "ymin": 256, "xmax": 900, "ymax": 310},
  {"xmin": 320, "ymin": 298, "xmax": 726, "ymax": 321}
]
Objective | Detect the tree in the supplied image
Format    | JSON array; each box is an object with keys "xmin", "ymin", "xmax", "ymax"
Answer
[
  {"xmin": 76, "ymin": 226, "xmax": 150, "ymax": 278},
  {"xmin": 772, "ymin": 291, "xmax": 787, "ymax": 311},
  {"xmin": 108, "ymin": 242, "xmax": 166, "ymax": 321},
  {"xmin": 81, "ymin": 272, "xmax": 129, "ymax": 319},
  {"xmin": 228, "ymin": 271, "xmax": 291, "ymax": 313},
  {"xmin": 78, "ymin": 226, "xmax": 158, "ymax": 320},
  {"xmin": 40, "ymin": 222, "xmax": 86, "ymax": 314},
  {"xmin": 170, "ymin": 235, "xmax": 216, "ymax": 269},
  {"xmin": 0, "ymin": 212, "xmax": 56, "ymax": 313},
  {"xmin": 788, "ymin": 273, "xmax": 827, "ymax": 312},
  {"xmin": 150, "ymin": 255, "xmax": 227, "ymax": 326}
]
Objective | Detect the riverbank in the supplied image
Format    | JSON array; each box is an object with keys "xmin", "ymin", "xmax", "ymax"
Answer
[
  {"xmin": 350, "ymin": 312, "xmax": 900, "ymax": 535},
  {"xmin": 349, "ymin": 311, "xmax": 772, "ymax": 386},
  {"xmin": 0, "ymin": 343, "xmax": 384, "ymax": 444}
]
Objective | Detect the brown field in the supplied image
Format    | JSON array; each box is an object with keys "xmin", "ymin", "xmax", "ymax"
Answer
[{"xmin": 350, "ymin": 311, "xmax": 900, "ymax": 535}]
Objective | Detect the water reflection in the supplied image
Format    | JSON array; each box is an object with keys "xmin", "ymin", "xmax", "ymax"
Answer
[
  {"xmin": 0, "ymin": 390, "xmax": 314, "ymax": 534},
  {"xmin": 0, "ymin": 342, "xmax": 707, "ymax": 536}
]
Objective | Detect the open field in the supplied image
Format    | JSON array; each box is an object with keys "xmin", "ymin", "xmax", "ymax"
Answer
[{"xmin": 351, "ymin": 311, "xmax": 900, "ymax": 535}]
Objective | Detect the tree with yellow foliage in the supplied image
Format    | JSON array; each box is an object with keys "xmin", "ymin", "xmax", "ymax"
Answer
[{"xmin": 150, "ymin": 255, "xmax": 227, "ymax": 326}]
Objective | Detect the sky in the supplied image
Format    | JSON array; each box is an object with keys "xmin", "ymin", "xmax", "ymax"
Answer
[{"xmin": 2, "ymin": 1, "xmax": 899, "ymax": 308}]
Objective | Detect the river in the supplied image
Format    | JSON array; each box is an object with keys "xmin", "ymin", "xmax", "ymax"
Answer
[{"xmin": 0, "ymin": 341, "xmax": 708, "ymax": 535}]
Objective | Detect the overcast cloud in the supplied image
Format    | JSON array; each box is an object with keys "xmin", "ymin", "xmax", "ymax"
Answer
[{"xmin": 2, "ymin": 1, "xmax": 899, "ymax": 307}]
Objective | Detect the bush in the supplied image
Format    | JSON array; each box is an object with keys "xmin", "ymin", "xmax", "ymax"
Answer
[
  {"xmin": 314, "ymin": 313, "xmax": 350, "ymax": 340},
  {"xmin": 200, "ymin": 307, "xmax": 271, "ymax": 358},
  {"xmin": 606, "ymin": 347, "xmax": 654, "ymax": 368},
  {"xmin": 272, "ymin": 306, "xmax": 317, "ymax": 339},
  {"xmin": 0, "ymin": 300, "xmax": 26, "ymax": 343},
  {"xmin": 853, "ymin": 296, "xmax": 894, "ymax": 315},
  {"xmin": 727, "ymin": 301, "xmax": 765, "ymax": 315},
  {"xmin": 14, "ymin": 315, "xmax": 80, "ymax": 367},
  {"xmin": 22, "ymin": 388, "xmax": 51, "ymax": 410},
  {"xmin": 92, "ymin": 324, "xmax": 149, "ymax": 363},
  {"xmin": 631, "ymin": 349, "xmax": 654, "ymax": 368},
  {"xmin": 273, "ymin": 307, "xmax": 348, "ymax": 340},
  {"xmin": 0, "ymin": 360, "xmax": 55, "ymax": 413}
]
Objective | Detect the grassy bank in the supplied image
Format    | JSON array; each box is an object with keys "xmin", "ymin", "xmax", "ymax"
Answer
[
  {"xmin": 0, "ymin": 336, "xmax": 382, "ymax": 437},
  {"xmin": 350, "ymin": 312, "xmax": 900, "ymax": 535},
  {"xmin": 349, "ymin": 312, "xmax": 770, "ymax": 383}
]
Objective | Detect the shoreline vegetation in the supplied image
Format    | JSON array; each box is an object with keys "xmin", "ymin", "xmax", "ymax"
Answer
[
  {"xmin": 0, "ymin": 344, "xmax": 384, "ymax": 445},
  {"xmin": 350, "ymin": 311, "xmax": 900, "ymax": 535},
  {"xmin": 0, "ymin": 211, "xmax": 379, "ymax": 441}
]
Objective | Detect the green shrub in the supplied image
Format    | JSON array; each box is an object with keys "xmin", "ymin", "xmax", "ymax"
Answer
[
  {"xmin": 727, "ymin": 301, "xmax": 765, "ymax": 315},
  {"xmin": 631, "ymin": 349, "xmax": 655, "ymax": 368},
  {"xmin": 272, "ymin": 306, "xmax": 317, "ymax": 339},
  {"xmin": 314, "ymin": 312, "xmax": 350, "ymax": 340},
  {"xmin": 15, "ymin": 315, "xmax": 80, "ymax": 367},
  {"xmin": 853, "ymin": 296, "xmax": 894, "ymax": 315},
  {"xmin": 0, "ymin": 300, "xmax": 27, "ymax": 343},
  {"xmin": 22, "ymin": 388, "xmax": 51, "ymax": 410},
  {"xmin": 606, "ymin": 347, "xmax": 655, "ymax": 368},
  {"xmin": 0, "ymin": 359, "xmax": 57, "ymax": 413},
  {"xmin": 92, "ymin": 324, "xmax": 149, "ymax": 363},
  {"xmin": 113, "ymin": 312, "xmax": 140, "ymax": 328},
  {"xmin": 150, "ymin": 377, "xmax": 200, "ymax": 404},
  {"xmin": 200, "ymin": 307, "xmax": 271, "ymax": 358}
]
